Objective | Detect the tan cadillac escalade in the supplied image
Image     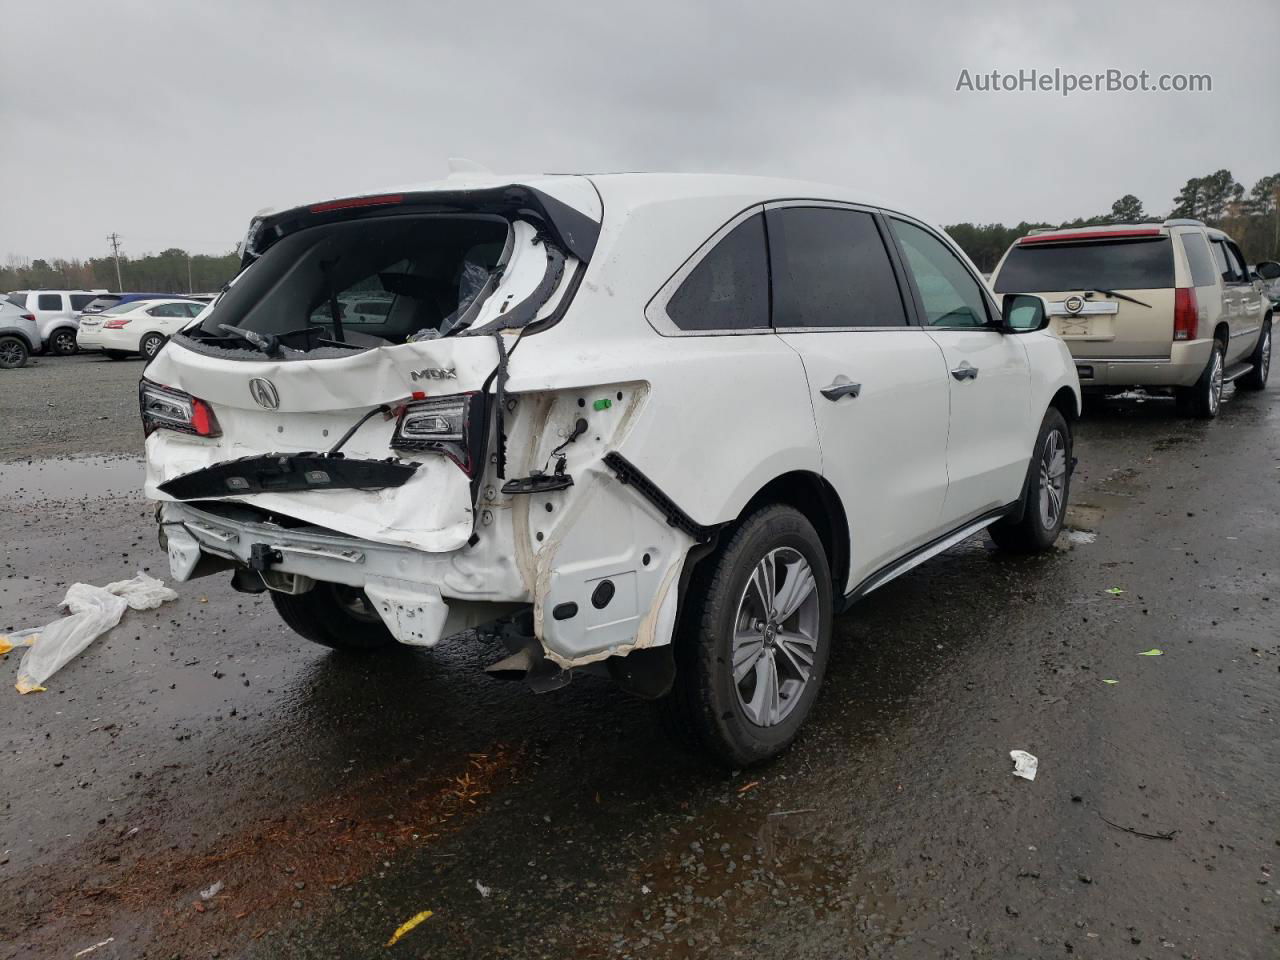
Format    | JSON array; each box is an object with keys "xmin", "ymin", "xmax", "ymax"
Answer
[{"xmin": 990, "ymin": 220, "xmax": 1274, "ymax": 417}]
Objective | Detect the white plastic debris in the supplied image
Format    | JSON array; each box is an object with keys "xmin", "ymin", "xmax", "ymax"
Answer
[
  {"xmin": 1010, "ymin": 750, "xmax": 1039, "ymax": 781},
  {"xmin": 474, "ymin": 880, "xmax": 491, "ymax": 898},
  {"xmin": 200, "ymin": 880, "xmax": 224, "ymax": 900},
  {"xmin": 6, "ymin": 573, "xmax": 178, "ymax": 694}
]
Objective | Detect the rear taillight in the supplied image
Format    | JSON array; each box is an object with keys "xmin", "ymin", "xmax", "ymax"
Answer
[
  {"xmin": 1173, "ymin": 287, "xmax": 1198, "ymax": 341},
  {"xmin": 21, "ymin": 314, "xmax": 34, "ymax": 323},
  {"xmin": 103, "ymin": 318, "xmax": 132, "ymax": 329},
  {"xmin": 391, "ymin": 392, "xmax": 483, "ymax": 474},
  {"xmin": 139, "ymin": 379, "xmax": 221, "ymax": 438}
]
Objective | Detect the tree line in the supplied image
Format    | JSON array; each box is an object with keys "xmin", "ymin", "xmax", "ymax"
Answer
[
  {"xmin": 3, "ymin": 169, "xmax": 1278, "ymax": 292},
  {"xmin": 945, "ymin": 169, "xmax": 1280, "ymax": 273}
]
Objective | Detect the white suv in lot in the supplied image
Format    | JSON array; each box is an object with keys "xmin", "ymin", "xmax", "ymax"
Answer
[
  {"xmin": 142, "ymin": 174, "xmax": 1080, "ymax": 764},
  {"xmin": 5, "ymin": 289, "xmax": 102, "ymax": 356},
  {"xmin": 990, "ymin": 221, "xmax": 1273, "ymax": 417}
]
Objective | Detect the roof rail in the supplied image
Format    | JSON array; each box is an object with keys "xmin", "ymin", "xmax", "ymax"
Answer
[{"xmin": 1163, "ymin": 218, "xmax": 1205, "ymax": 227}]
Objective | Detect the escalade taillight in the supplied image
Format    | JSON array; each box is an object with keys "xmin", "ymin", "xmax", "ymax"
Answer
[
  {"xmin": 1173, "ymin": 287, "xmax": 1198, "ymax": 341},
  {"xmin": 139, "ymin": 379, "xmax": 221, "ymax": 438},
  {"xmin": 391, "ymin": 392, "xmax": 484, "ymax": 475}
]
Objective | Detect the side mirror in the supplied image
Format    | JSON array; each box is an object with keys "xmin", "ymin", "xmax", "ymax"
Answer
[
  {"xmin": 1001, "ymin": 294, "xmax": 1049, "ymax": 333},
  {"xmin": 1256, "ymin": 261, "xmax": 1280, "ymax": 281}
]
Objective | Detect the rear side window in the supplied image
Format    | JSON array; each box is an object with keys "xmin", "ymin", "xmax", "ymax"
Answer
[
  {"xmin": 1180, "ymin": 232, "xmax": 1218, "ymax": 288},
  {"xmin": 148, "ymin": 303, "xmax": 188, "ymax": 318},
  {"xmin": 889, "ymin": 218, "xmax": 990, "ymax": 327},
  {"xmin": 666, "ymin": 214, "xmax": 769, "ymax": 332},
  {"xmin": 37, "ymin": 294, "xmax": 63, "ymax": 310},
  {"xmin": 69, "ymin": 294, "xmax": 96, "ymax": 310},
  {"xmin": 994, "ymin": 238, "xmax": 1173, "ymax": 292},
  {"xmin": 766, "ymin": 207, "xmax": 908, "ymax": 328}
]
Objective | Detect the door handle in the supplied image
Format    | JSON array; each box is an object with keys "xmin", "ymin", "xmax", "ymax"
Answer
[
  {"xmin": 950, "ymin": 363, "xmax": 979, "ymax": 381},
  {"xmin": 820, "ymin": 378, "xmax": 861, "ymax": 401}
]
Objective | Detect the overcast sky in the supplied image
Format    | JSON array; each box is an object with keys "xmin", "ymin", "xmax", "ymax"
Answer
[{"xmin": 2, "ymin": 0, "xmax": 1277, "ymax": 261}]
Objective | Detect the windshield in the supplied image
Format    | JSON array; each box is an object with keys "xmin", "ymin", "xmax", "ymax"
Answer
[
  {"xmin": 185, "ymin": 214, "xmax": 509, "ymax": 352},
  {"xmin": 994, "ymin": 237, "xmax": 1173, "ymax": 293}
]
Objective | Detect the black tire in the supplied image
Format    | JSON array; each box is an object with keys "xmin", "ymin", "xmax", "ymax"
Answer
[
  {"xmin": 270, "ymin": 582, "xmax": 396, "ymax": 652},
  {"xmin": 989, "ymin": 407, "xmax": 1072, "ymax": 553},
  {"xmin": 1237, "ymin": 320, "xmax": 1271, "ymax": 391},
  {"xmin": 103, "ymin": 350, "xmax": 130, "ymax": 361},
  {"xmin": 48, "ymin": 328, "xmax": 78, "ymax": 356},
  {"xmin": 1175, "ymin": 340, "xmax": 1224, "ymax": 418},
  {"xmin": 140, "ymin": 332, "xmax": 167, "ymax": 360},
  {"xmin": 662, "ymin": 505, "xmax": 833, "ymax": 768},
  {"xmin": 0, "ymin": 336, "xmax": 28, "ymax": 369}
]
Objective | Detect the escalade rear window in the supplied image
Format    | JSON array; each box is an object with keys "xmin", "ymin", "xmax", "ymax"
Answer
[
  {"xmin": 185, "ymin": 215, "xmax": 511, "ymax": 354},
  {"xmin": 994, "ymin": 237, "xmax": 1173, "ymax": 292}
]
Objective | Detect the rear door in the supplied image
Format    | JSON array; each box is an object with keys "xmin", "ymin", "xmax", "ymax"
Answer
[
  {"xmin": 992, "ymin": 234, "xmax": 1176, "ymax": 360},
  {"xmin": 1214, "ymin": 238, "xmax": 1264, "ymax": 363},
  {"xmin": 887, "ymin": 216, "xmax": 1032, "ymax": 524},
  {"xmin": 767, "ymin": 203, "xmax": 952, "ymax": 588}
]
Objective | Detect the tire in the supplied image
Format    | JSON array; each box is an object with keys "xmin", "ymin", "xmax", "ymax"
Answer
[
  {"xmin": 48, "ymin": 328, "xmax": 78, "ymax": 356},
  {"xmin": 989, "ymin": 407, "xmax": 1072, "ymax": 553},
  {"xmin": 0, "ymin": 336, "xmax": 29, "ymax": 369},
  {"xmin": 662, "ymin": 505, "xmax": 833, "ymax": 767},
  {"xmin": 1237, "ymin": 320, "xmax": 1271, "ymax": 392},
  {"xmin": 1176, "ymin": 340, "xmax": 1224, "ymax": 418},
  {"xmin": 140, "ymin": 332, "xmax": 167, "ymax": 360},
  {"xmin": 103, "ymin": 350, "xmax": 130, "ymax": 361},
  {"xmin": 270, "ymin": 582, "xmax": 396, "ymax": 652}
]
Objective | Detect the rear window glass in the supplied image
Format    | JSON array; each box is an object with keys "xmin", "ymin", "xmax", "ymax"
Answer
[
  {"xmin": 6, "ymin": 294, "xmax": 26, "ymax": 309},
  {"xmin": 102, "ymin": 301, "xmax": 139, "ymax": 315},
  {"xmin": 1180, "ymin": 233, "xmax": 1218, "ymax": 287},
  {"xmin": 193, "ymin": 215, "xmax": 509, "ymax": 347},
  {"xmin": 666, "ymin": 214, "xmax": 769, "ymax": 332},
  {"xmin": 994, "ymin": 237, "xmax": 1173, "ymax": 292},
  {"xmin": 69, "ymin": 294, "xmax": 96, "ymax": 309},
  {"xmin": 767, "ymin": 207, "xmax": 908, "ymax": 328},
  {"xmin": 83, "ymin": 296, "xmax": 122, "ymax": 312}
]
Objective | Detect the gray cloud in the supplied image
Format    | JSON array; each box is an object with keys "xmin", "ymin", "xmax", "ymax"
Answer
[{"xmin": 2, "ymin": 0, "xmax": 1276, "ymax": 260}]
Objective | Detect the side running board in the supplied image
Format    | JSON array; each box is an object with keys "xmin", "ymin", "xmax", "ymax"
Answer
[{"xmin": 602, "ymin": 452, "xmax": 715, "ymax": 543}]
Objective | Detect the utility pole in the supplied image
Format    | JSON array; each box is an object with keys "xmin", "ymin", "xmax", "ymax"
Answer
[{"xmin": 107, "ymin": 233, "xmax": 123, "ymax": 291}]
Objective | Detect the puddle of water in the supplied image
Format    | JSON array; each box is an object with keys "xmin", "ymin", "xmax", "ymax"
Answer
[{"xmin": 0, "ymin": 455, "xmax": 145, "ymax": 502}]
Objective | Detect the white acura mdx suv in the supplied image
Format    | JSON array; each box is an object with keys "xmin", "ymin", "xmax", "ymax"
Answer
[{"xmin": 142, "ymin": 174, "xmax": 1080, "ymax": 765}]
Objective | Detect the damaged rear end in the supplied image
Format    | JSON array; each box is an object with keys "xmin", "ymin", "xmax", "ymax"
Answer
[{"xmin": 143, "ymin": 178, "xmax": 694, "ymax": 691}]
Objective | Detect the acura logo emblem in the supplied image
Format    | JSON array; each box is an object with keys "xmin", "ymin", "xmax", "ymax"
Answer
[
  {"xmin": 249, "ymin": 378, "xmax": 279, "ymax": 409},
  {"xmin": 1064, "ymin": 295, "xmax": 1084, "ymax": 315}
]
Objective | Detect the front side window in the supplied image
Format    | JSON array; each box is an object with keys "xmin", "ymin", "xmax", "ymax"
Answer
[
  {"xmin": 890, "ymin": 218, "xmax": 990, "ymax": 327},
  {"xmin": 1180, "ymin": 232, "xmax": 1218, "ymax": 288},
  {"xmin": 665, "ymin": 213, "xmax": 769, "ymax": 332},
  {"xmin": 1224, "ymin": 241, "xmax": 1248, "ymax": 282},
  {"xmin": 766, "ymin": 207, "xmax": 908, "ymax": 328},
  {"xmin": 37, "ymin": 294, "xmax": 63, "ymax": 311},
  {"xmin": 1211, "ymin": 239, "xmax": 1246, "ymax": 283}
]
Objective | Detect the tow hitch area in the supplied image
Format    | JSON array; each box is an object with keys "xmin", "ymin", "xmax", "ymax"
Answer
[{"xmin": 158, "ymin": 454, "xmax": 418, "ymax": 499}]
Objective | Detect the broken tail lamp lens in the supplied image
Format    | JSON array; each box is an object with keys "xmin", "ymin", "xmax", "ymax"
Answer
[
  {"xmin": 391, "ymin": 393, "xmax": 481, "ymax": 474},
  {"xmin": 139, "ymin": 379, "xmax": 221, "ymax": 438}
]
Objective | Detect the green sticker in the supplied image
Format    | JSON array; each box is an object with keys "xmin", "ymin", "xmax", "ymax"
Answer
[
  {"xmin": 593, "ymin": 398, "xmax": 612, "ymax": 411},
  {"xmin": 1137, "ymin": 648, "xmax": 1163, "ymax": 657},
  {"xmin": 1102, "ymin": 679, "xmax": 1119, "ymax": 685},
  {"xmin": 1105, "ymin": 587, "xmax": 1125, "ymax": 596}
]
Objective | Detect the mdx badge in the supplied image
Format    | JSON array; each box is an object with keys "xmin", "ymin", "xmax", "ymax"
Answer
[{"xmin": 411, "ymin": 368, "xmax": 458, "ymax": 382}]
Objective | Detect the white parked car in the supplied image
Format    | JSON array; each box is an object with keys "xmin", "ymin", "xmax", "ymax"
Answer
[
  {"xmin": 0, "ymin": 299, "xmax": 40, "ymax": 368},
  {"xmin": 5, "ymin": 289, "xmax": 103, "ymax": 355},
  {"xmin": 77, "ymin": 298, "xmax": 208, "ymax": 360},
  {"xmin": 142, "ymin": 174, "xmax": 1080, "ymax": 764}
]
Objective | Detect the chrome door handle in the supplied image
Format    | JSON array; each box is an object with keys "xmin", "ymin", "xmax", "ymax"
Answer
[
  {"xmin": 820, "ymin": 378, "xmax": 861, "ymax": 401},
  {"xmin": 950, "ymin": 363, "xmax": 979, "ymax": 381}
]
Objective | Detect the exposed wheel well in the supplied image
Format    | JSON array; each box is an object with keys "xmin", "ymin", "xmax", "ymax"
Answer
[
  {"xmin": 1049, "ymin": 385, "xmax": 1079, "ymax": 422},
  {"xmin": 737, "ymin": 471, "xmax": 850, "ymax": 595}
]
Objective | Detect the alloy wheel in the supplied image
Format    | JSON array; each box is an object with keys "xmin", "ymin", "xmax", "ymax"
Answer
[
  {"xmin": 1038, "ymin": 428, "xmax": 1068, "ymax": 529},
  {"xmin": 0, "ymin": 340, "xmax": 24, "ymax": 367},
  {"xmin": 52, "ymin": 331, "xmax": 76, "ymax": 355},
  {"xmin": 143, "ymin": 336, "xmax": 163, "ymax": 358},
  {"xmin": 731, "ymin": 547, "xmax": 821, "ymax": 727},
  {"xmin": 1208, "ymin": 349, "xmax": 1223, "ymax": 415},
  {"xmin": 1261, "ymin": 330, "xmax": 1271, "ymax": 384}
]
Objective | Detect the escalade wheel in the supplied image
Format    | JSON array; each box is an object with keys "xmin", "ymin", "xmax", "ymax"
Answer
[
  {"xmin": 270, "ymin": 583, "xmax": 396, "ymax": 652},
  {"xmin": 1176, "ymin": 340, "xmax": 1224, "ymax": 418},
  {"xmin": 1238, "ymin": 321, "xmax": 1271, "ymax": 391},
  {"xmin": 989, "ymin": 407, "xmax": 1071, "ymax": 552},
  {"xmin": 665, "ymin": 505, "xmax": 832, "ymax": 767}
]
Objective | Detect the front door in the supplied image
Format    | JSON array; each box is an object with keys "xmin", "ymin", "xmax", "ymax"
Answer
[
  {"xmin": 765, "ymin": 203, "xmax": 952, "ymax": 590},
  {"xmin": 886, "ymin": 216, "xmax": 1034, "ymax": 524}
]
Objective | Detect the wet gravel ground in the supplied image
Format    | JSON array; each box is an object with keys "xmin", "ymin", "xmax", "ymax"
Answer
[{"xmin": 0, "ymin": 358, "xmax": 1277, "ymax": 959}]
